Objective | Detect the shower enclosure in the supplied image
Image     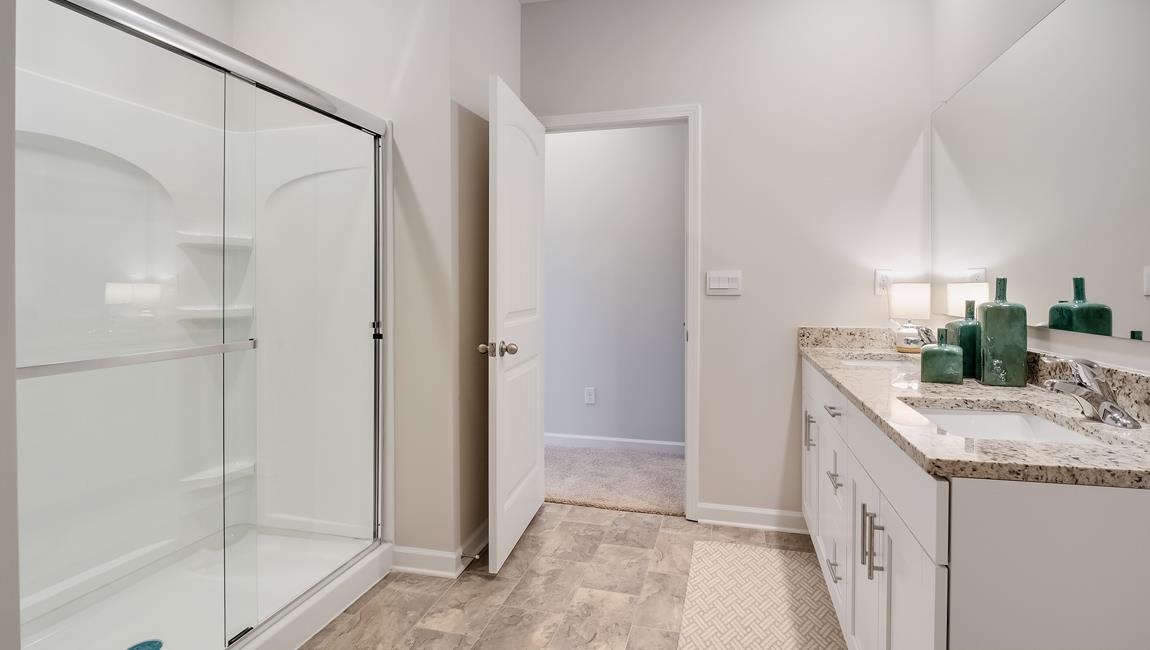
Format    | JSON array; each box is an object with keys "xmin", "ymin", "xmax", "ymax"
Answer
[{"xmin": 14, "ymin": 0, "xmax": 387, "ymax": 647}]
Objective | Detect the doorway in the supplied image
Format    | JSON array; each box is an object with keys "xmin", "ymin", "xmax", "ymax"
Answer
[{"xmin": 540, "ymin": 111, "xmax": 698, "ymax": 517}]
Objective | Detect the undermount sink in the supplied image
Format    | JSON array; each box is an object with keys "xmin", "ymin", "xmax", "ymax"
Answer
[{"xmin": 914, "ymin": 408, "xmax": 1101, "ymax": 445}]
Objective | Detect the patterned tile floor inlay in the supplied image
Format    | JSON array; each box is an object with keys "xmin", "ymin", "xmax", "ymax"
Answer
[
  {"xmin": 679, "ymin": 542, "xmax": 845, "ymax": 650},
  {"xmin": 302, "ymin": 504, "xmax": 825, "ymax": 649}
]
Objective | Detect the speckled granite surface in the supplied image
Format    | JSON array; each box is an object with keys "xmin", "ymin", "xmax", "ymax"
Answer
[
  {"xmin": 798, "ymin": 328, "xmax": 1150, "ymax": 488},
  {"xmin": 797, "ymin": 327, "xmax": 894, "ymax": 350}
]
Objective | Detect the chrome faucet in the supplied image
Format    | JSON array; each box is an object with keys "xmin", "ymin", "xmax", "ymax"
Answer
[{"xmin": 1042, "ymin": 356, "xmax": 1141, "ymax": 429}]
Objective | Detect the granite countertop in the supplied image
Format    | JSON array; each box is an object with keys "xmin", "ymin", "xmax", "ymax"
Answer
[{"xmin": 800, "ymin": 346, "xmax": 1150, "ymax": 489}]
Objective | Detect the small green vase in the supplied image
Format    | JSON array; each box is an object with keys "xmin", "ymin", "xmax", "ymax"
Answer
[
  {"xmin": 1133, "ymin": 331, "xmax": 1144, "ymax": 341},
  {"xmin": 1050, "ymin": 277, "xmax": 1112, "ymax": 336},
  {"xmin": 945, "ymin": 300, "xmax": 982, "ymax": 380},
  {"xmin": 921, "ymin": 329, "xmax": 963, "ymax": 384},
  {"xmin": 979, "ymin": 277, "xmax": 1027, "ymax": 387},
  {"xmin": 1048, "ymin": 300, "xmax": 1073, "ymax": 332}
]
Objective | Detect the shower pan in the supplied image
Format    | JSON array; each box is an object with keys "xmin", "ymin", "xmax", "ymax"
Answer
[{"xmin": 13, "ymin": 0, "xmax": 390, "ymax": 647}]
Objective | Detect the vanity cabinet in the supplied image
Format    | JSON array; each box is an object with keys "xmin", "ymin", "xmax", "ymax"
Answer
[
  {"xmin": 803, "ymin": 360, "xmax": 948, "ymax": 650},
  {"xmin": 803, "ymin": 356, "xmax": 1150, "ymax": 649}
]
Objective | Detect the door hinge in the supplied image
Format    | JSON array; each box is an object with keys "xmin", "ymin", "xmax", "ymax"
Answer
[{"xmin": 372, "ymin": 321, "xmax": 383, "ymax": 340}]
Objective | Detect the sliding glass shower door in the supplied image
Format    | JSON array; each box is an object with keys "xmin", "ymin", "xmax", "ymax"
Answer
[
  {"xmin": 222, "ymin": 75, "xmax": 379, "ymax": 639},
  {"xmin": 14, "ymin": 1, "xmax": 380, "ymax": 648}
]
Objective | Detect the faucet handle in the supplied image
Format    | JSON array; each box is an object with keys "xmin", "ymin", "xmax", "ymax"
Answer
[
  {"xmin": 917, "ymin": 326, "xmax": 936, "ymax": 345},
  {"xmin": 1041, "ymin": 355, "xmax": 1111, "ymax": 398}
]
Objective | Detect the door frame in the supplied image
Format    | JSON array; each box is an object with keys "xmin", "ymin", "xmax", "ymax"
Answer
[{"xmin": 539, "ymin": 105, "xmax": 702, "ymax": 521}]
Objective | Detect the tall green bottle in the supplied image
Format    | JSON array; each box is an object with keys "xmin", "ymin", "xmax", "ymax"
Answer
[
  {"xmin": 1049, "ymin": 277, "xmax": 1112, "ymax": 336},
  {"xmin": 979, "ymin": 277, "xmax": 1027, "ymax": 387},
  {"xmin": 921, "ymin": 329, "xmax": 964, "ymax": 384},
  {"xmin": 945, "ymin": 300, "xmax": 982, "ymax": 380}
]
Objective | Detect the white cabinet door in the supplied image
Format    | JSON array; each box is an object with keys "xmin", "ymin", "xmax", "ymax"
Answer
[
  {"xmin": 800, "ymin": 395, "xmax": 819, "ymax": 537},
  {"xmin": 879, "ymin": 495, "xmax": 947, "ymax": 650},
  {"xmin": 816, "ymin": 417, "xmax": 850, "ymax": 612},
  {"xmin": 850, "ymin": 455, "xmax": 883, "ymax": 650}
]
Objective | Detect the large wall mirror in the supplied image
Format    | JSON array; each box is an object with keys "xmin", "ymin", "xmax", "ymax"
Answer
[{"xmin": 931, "ymin": 0, "xmax": 1149, "ymax": 343}]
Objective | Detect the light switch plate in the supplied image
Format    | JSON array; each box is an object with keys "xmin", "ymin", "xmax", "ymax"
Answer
[{"xmin": 706, "ymin": 270, "xmax": 742, "ymax": 296}]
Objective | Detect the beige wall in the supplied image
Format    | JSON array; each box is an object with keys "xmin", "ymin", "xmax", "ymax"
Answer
[
  {"xmin": 1, "ymin": 0, "xmax": 18, "ymax": 643},
  {"xmin": 930, "ymin": 0, "xmax": 1065, "ymax": 103},
  {"xmin": 523, "ymin": 0, "xmax": 933, "ymax": 514},
  {"xmin": 451, "ymin": 0, "xmax": 521, "ymax": 553}
]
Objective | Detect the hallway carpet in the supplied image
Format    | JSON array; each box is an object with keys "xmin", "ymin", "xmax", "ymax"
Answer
[{"xmin": 545, "ymin": 445, "xmax": 684, "ymax": 516}]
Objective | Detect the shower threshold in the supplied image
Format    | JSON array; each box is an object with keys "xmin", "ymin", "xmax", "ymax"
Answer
[{"xmin": 20, "ymin": 529, "xmax": 372, "ymax": 650}]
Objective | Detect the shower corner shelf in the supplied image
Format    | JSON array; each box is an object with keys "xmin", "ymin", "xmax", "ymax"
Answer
[
  {"xmin": 180, "ymin": 460, "xmax": 255, "ymax": 488},
  {"xmin": 176, "ymin": 230, "xmax": 254, "ymax": 250},
  {"xmin": 176, "ymin": 305, "xmax": 254, "ymax": 320}
]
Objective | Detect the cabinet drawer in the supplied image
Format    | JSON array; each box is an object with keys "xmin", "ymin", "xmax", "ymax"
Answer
[
  {"xmin": 842, "ymin": 402, "xmax": 950, "ymax": 565},
  {"xmin": 802, "ymin": 360, "xmax": 851, "ymax": 434}
]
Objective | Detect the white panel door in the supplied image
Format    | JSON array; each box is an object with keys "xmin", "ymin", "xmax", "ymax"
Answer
[{"xmin": 488, "ymin": 75, "xmax": 546, "ymax": 573}]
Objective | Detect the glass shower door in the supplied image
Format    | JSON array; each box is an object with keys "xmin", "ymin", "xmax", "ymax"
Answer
[
  {"xmin": 16, "ymin": 1, "xmax": 381, "ymax": 646},
  {"xmin": 14, "ymin": 0, "xmax": 231, "ymax": 648},
  {"xmin": 224, "ymin": 77, "xmax": 379, "ymax": 631}
]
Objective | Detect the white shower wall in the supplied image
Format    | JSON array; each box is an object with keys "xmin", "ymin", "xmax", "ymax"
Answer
[{"xmin": 14, "ymin": 0, "xmax": 377, "ymax": 635}]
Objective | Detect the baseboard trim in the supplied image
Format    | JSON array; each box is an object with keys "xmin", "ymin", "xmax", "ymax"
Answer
[
  {"xmin": 392, "ymin": 545, "xmax": 466, "ymax": 578},
  {"xmin": 545, "ymin": 432, "xmax": 685, "ymax": 456},
  {"xmin": 461, "ymin": 521, "xmax": 488, "ymax": 558},
  {"xmin": 695, "ymin": 502, "xmax": 808, "ymax": 534}
]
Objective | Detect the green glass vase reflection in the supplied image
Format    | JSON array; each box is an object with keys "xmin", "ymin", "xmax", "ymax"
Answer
[
  {"xmin": 921, "ymin": 328, "xmax": 964, "ymax": 385},
  {"xmin": 979, "ymin": 277, "xmax": 1027, "ymax": 387},
  {"xmin": 1049, "ymin": 277, "xmax": 1112, "ymax": 337},
  {"xmin": 945, "ymin": 300, "xmax": 982, "ymax": 380}
]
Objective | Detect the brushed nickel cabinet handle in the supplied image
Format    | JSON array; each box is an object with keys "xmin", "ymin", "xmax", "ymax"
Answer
[
  {"xmin": 825, "ymin": 557, "xmax": 842, "ymax": 584},
  {"xmin": 825, "ymin": 470, "xmax": 842, "ymax": 493},
  {"xmin": 867, "ymin": 511, "xmax": 886, "ymax": 580}
]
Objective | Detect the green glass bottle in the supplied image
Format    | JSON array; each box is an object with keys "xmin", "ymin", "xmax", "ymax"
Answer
[
  {"xmin": 1071, "ymin": 277, "xmax": 1112, "ymax": 336},
  {"xmin": 921, "ymin": 329, "xmax": 963, "ymax": 384},
  {"xmin": 945, "ymin": 300, "xmax": 982, "ymax": 380},
  {"xmin": 979, "ymin": 277, "xmax": 1027, "ymax": 387},
  {"xmin": 1048, "ymin": 300, "xmax": 1073, "ymax": 332}
]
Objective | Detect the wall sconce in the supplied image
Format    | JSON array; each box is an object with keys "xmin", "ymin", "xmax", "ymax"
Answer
[{"xmin": 946, "ymin": 282, "xmax": 989, "ymax": 317}]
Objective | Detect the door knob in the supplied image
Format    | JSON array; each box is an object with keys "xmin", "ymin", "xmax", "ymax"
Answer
[
  {"xmin": 477, "ymin": 342, "xmax": 495, "ymax": 356},
  {"xmin": 501, "ymin": 341, "xmax": 519, "ymax": 356}
]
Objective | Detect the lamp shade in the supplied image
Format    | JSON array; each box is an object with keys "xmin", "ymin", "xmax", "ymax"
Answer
[
  {"xmin": 946, "ymin": 282, "xmax": 989, "ymax": 317},
  {"xmin": 889, "ymin": 282, "xmax": 931, "ymax": 320}
]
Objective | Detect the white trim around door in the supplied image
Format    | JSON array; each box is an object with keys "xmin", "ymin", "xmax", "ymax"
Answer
[{"xmin": 539, "ymin": 105, "xmax": 702, "ymax": 521}]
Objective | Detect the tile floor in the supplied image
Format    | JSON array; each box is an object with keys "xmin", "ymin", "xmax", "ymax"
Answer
[{"xmin": 302, "ymin": 503, "xmax": 814, "ymax": 649}]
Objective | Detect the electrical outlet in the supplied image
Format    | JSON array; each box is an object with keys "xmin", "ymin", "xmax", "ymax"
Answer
[
  {"xmin": 874, "ymin": 269, "xmax": 893, "ymax": 296},
  {"xmin": 967, "ymin": 267, "xmax": 987, "ymax": 283},
  {"xmin": 583, "ymin": 387, "xmax": 596, "ymax": 405}
]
